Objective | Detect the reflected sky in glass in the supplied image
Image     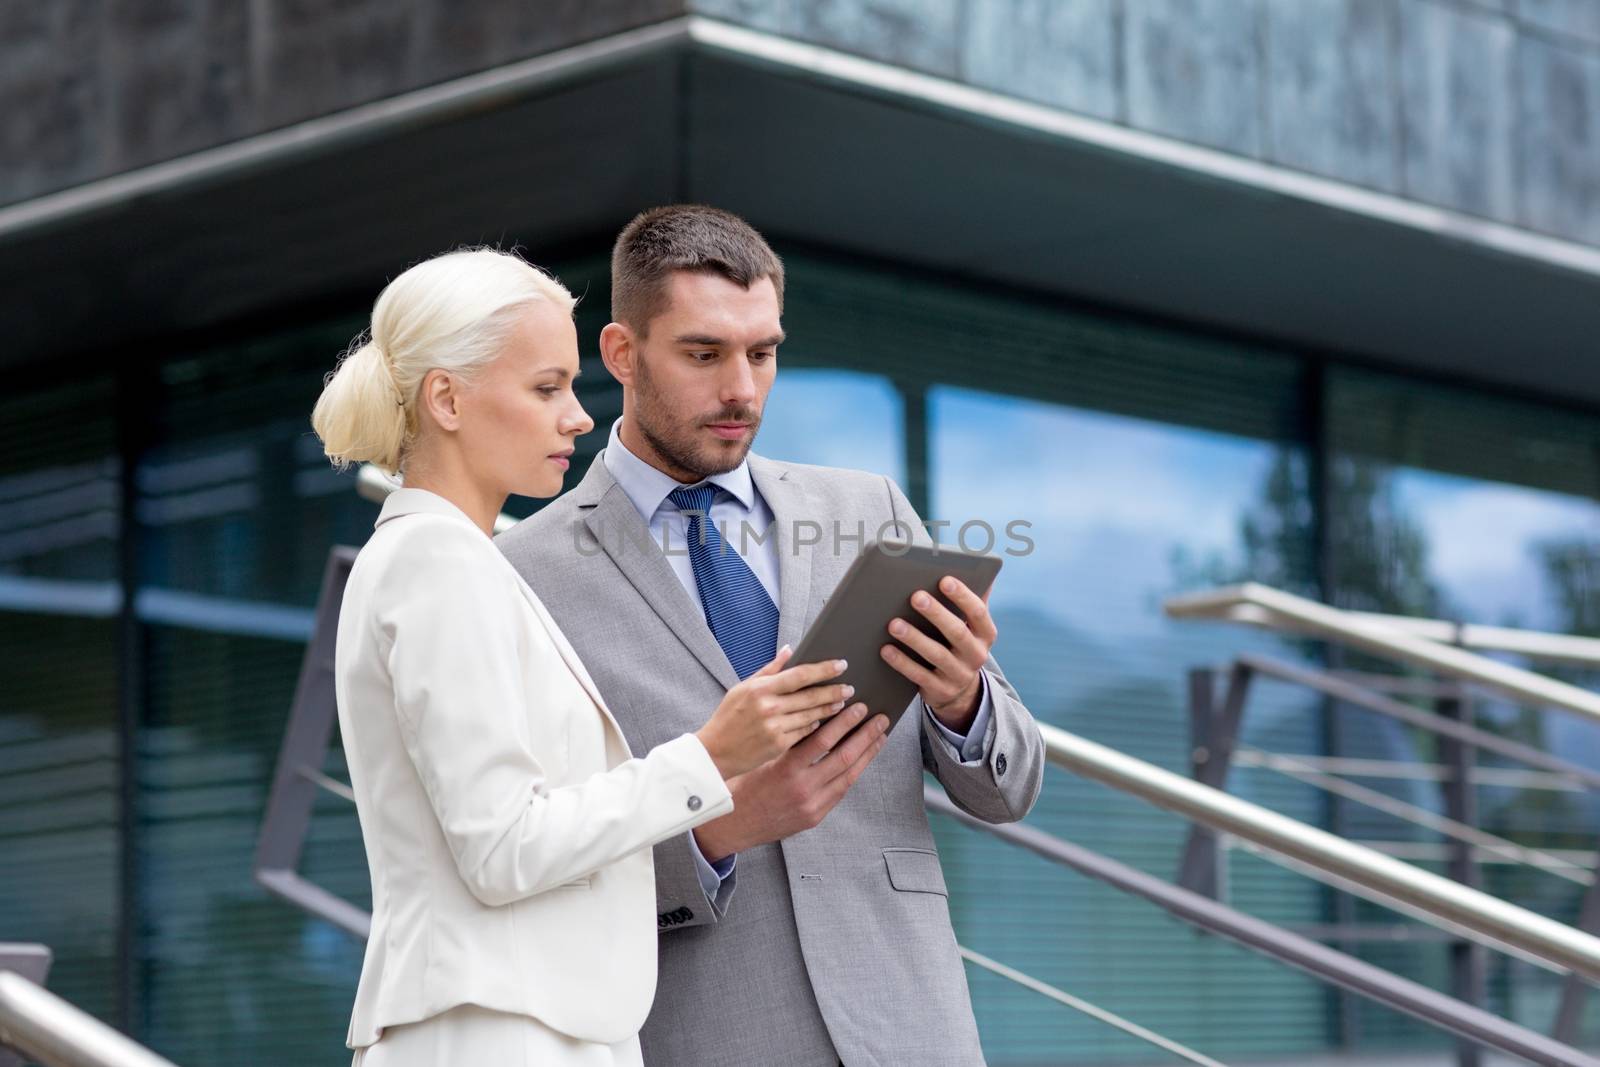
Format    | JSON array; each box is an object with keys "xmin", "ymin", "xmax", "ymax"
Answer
[
  {"xmin": 1394, "ymin": 468, "xmax": 1600, "ymax": 806},
  {"xmin": 927, "ymin": 384, "xmax": 1321, "ymax": 796},
  {"xmin": 930, "ymin": 386, "xmax": 1277, "ymax": 638},
  {"xmin": 752, "ymin": 368, "xmax": 905, "ymax": 482},
  {"xmin": 925, "ymin": 384, "xmax": 1330, "ymax": 1051},
  {"xmin": 1394, "ymin": 469, "xmax": 1600, "ymax": 631}
]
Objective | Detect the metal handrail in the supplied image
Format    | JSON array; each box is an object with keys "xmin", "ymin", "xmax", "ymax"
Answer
[
  {"xmin": 0, "ymin": 973, "xmax": 179, "ymax": 1067},
  {"xmin": 1231, "ymin": 751, "xmax": 1586, "ymax": 792},
  {"xmin": 1165, "ymin": 583, "xmax": 1600, "ymax": 725},
  {"xmin": 1166, "ymin": 587, "xmax": 1600, "ymax": 1045},
  {"xmin": 1234, "ymin": 743, "xmax": 1594, "ymax": 885},
  {"xmin": 276, "ymin": 766, "xmax": 1234, "ymax": 1064},
  {"xmin": 326, "ymin": 485, "xmax": 1600, "ymax": 1042},
  {"xmin": 1167, "ymin": 586, "xmax": 1600, "ymax": 669},
  {"xmin": 1039, "ymin": 721, "xmax": 1600, "ymax": 980},
  {"xmin": 1346, "ymin": 613, "xmax": 1600, "ymax": 670},
  {"xmin": 956, "ymin": 947, "xmax": 1228, "ymax": 1067},
  {"xmin": 1339, "ymin": 839, "xmax": 1599, "ymax": 867},
  {"xmin": 927, "ymin": 789, "xmax": 1600, "ymax": 1067},
  {"xmin": 1235, "ymin": 652, "xmax": 1600, "ymax": 791}
]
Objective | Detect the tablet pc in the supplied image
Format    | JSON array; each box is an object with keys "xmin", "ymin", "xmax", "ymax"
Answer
[{"xmin": 791, "ymin": 541, "xmax": 1002, "ymax": 731}]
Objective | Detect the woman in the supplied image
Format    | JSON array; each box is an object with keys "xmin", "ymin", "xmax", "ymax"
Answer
[{"xmin": 311, "ymin": 248, "xmax": 862, "ymax": 1065}]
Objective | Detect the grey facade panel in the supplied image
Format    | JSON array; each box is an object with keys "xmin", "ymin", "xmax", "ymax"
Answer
[
  {"xmin": 0, "ymin": 0, "xmax": 686, "ymax": 208},
  {"xmin": 6, "ymin": 0, "xmax": 1600, "ymax": 250},
  {"xmin": 1517, "ymin": 0, "xmax": 1600, "ymax": 45},
  {"xmin": 1398, "ymin": 0, "xmax": 1517, "ymax": 218},
  {"xmin": 1264, "ymin": 0, "xmax": 1403, "ymax": 193},
  {"xmin": 410, "ymin": 0, "xmax": 686, "ymax": 86},
  {"xmin": 105, "ymin": 0, "xmax": 252, "ymax": 174},
  {"xmin": 960, "ymin": 0, "xmax": 1121, "ymax": 121},
  {"xmin": 797, "ymin": 0, "xmax": 964, "ymax": 77},
  {"xmin": 251, "ymin": 0, "xmax": 422, "ymax": 132},
  {"xmin": 691, "ymin": 0, "xmax": 796, "ymax": 36},
  {"xmin": 1517, "ymin": 32, "xmax": 1600, "ymax": 244},
  {"xmin": 697, "ymin": 0, "xmax": 963, "ymax": 75},
  {"xmin": 1123, "ymin": 0, "xmax": 1266, "ymax": 157},
  {"xmin": 1, "ymin": 2, "xmax": 106, "ymax": 206}
]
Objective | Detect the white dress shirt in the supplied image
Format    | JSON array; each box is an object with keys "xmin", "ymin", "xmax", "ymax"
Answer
[{"xmin": 600, "ymin": 420, "xmax": 994, "ymax": 900}]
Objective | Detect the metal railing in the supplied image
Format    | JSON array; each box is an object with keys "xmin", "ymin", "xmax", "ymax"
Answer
[
  {"xmin": 1164, "ymin": 582, "xmax": 1600, "ymax": 1053},
  {"xmin": 1166, "ymin": 590, "xmax": 1600, "ymax": 670},
  {"xmin": 254, "ymin": 478, "xmax": 1600, "ymax": 1063},
  {"xmin": 1165, "ymin": 583, "xmax": 1600, "ymax": 722},
  {"xmin": 1042, "ymin": 720, "xmax": 1600, "ymax": 981},
  {"xmin": 0, "ymin": 957, "xmax": 178, "ymax": 1067},
  {"xmin": 955, "ymin": 944, "xmax": 1228, "ymax": 1067},
  {"xmin": 926, "ymin": 790, "xmax": 1600, "ymax": 1067}
]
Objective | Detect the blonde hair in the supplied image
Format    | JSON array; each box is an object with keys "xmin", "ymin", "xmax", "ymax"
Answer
[{"xmin": 311, "ymin": 248, "xmax": 576, "ymax": 474}]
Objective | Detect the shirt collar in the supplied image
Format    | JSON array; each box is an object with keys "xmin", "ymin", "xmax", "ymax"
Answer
[{"xmin": 602, "ymin": 418, "xmax": 757, "ymax": 521}]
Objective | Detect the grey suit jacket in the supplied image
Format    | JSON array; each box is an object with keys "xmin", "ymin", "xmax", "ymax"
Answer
[{"xmin": 496, "ymin": 450, "xmax": 1045, "ymax": 1067}]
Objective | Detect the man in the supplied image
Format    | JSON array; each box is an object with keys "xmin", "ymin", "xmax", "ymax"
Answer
[{"xmin": 497, "ymin": 205, "xmax": 1043, "ymax": 1066}]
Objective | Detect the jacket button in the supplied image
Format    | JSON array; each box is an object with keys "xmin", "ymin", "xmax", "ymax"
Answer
[
  {"xmin": 996, "ymin": 753, "xmax": 1008, "ymax": 777},
  {"xmin": 687, "ymin": 795, "xmax": 702, "ymax": 811}
]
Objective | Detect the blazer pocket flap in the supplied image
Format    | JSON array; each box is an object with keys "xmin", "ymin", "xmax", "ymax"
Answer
[{"xmin": 883, "ymin": 848, "xmax": 948, "ymax": 896}]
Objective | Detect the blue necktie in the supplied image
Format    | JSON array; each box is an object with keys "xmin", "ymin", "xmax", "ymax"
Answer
[{"xmin": 668, "ymin": 484, "xmax": 780, "ymax": 680}]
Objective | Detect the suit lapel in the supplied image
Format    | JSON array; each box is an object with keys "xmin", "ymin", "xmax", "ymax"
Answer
[
  {"xmin": 749, "ymin": 455, "xmax": 815, "ymax": 653},
  {"xmin": 575, "ymin": 453, "xmax": 743, "ymax": 692}
]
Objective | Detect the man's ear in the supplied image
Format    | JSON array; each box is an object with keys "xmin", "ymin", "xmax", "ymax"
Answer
[
  {"xmin": 419, "ymin": 368, "xmax": 462, "ymax": 431},
  {"xmin": 599, "ymin": 322, "xmax": 637, "ymax": 387}
]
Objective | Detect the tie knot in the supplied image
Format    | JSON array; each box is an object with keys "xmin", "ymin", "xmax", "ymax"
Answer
[{"xmin": 668, "ymin": 484, "xmax": 717, "ymax": 515}]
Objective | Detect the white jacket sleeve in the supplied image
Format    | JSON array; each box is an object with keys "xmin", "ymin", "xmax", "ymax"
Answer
[{"xmin": 374, "ymin": 519, "xmax": 733, "ymax": 907}]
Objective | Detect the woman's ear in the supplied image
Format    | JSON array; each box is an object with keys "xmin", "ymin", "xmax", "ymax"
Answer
[
  {"xmin": 598, "ymin": 322, "xmax": 636, "ymax": 387},
  {"xmin": 418, "ymin": 368, "xmax": 462, "ymax": 432}
]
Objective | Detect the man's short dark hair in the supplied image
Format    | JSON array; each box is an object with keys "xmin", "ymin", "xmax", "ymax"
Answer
[{"xmin": 612, "ymin": 205, "xmax": 785, "ymax": 335}]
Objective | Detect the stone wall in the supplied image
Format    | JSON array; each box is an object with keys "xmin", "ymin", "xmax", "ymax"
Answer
[
  {"xmin": 4, "ymin": 0, "xmax": 1597, "ymax": 247},
  {"xmin": 0, "ymin": 0, "xmax": 681, "ymax": 207},
  {"xmin": 698, "ymin": 0, "xmax": 1600, "ymax": 245}
]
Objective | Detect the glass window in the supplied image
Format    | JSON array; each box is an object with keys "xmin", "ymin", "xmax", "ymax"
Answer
[
  {"xmin": 133, "ymin": 320, "xmax": 376, "ymax": 1063},
  {"xmin": 775, "ymin": 253, "xmax": 1329, "ymax": 1061},
  {"xmin": 757, "ymin": 368, "xmax": 906, "ymax": 481},
  {"xmin": 1329, "ymin": 368, "xmax": 1600, "ymax": 1041},
  {"xmin": 0, "ymin": 376, "xmax": 122, "ymax": 1026}
]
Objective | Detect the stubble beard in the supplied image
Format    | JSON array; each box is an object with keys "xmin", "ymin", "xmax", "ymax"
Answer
[{"xmin": 634, "ymin": 357, "xmax": 762, "ymax": 481}]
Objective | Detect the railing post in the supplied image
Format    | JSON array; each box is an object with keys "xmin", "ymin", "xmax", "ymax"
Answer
[
  {"xmin": 1438, "ymin": 685, "xmax": 1486, "ymax": 1067},
  {"xmin": 1178, "ymin": 663, "xmax": 1251, "ymax": 899},
  {"xmin": 252, "ymin": 545, "xmax": 372, "ymax": 938},
  {"xmin": 1555, "ymin": 864, "xmax": 1600, "ymax": 1044}
]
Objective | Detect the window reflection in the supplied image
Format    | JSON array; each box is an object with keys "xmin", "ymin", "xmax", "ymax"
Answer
[
  {"xmin": 930, "ymin": 385, "xmax": 1328, "ymax": 1059},
  {"xmin": 1328, "ymin": 369, "xmax": 1600, "ymax": 1040},
  {"xmin": 0, "ymin": 379, "xmax": 121, "ymax": 1028},
  {"xmin": 1395, "ymin": 470, "xmax": 1600, "ymax": 632},
  {"xmin": 757, "ymin": 368, "xmax": 906, "ymax": 483}
]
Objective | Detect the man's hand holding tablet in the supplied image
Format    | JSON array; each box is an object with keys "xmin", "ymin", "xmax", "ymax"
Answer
[
  {"xmin": 882, "ymin": 571, "xmax": 999, "ymax": 734},
  {"xmin": 788, "ymin": 541, "xmax": 1003, "ymax": 736},
  {"xmin": 688, "ymin": 542, "xmax": 1003, "ymax": 864}
]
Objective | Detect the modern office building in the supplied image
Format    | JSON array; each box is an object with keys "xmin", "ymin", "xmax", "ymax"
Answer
[{"xmin": 3, "ymin": 2, "xmax": 1599, "ymax": 1064}]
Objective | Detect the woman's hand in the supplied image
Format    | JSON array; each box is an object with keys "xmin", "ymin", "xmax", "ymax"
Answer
[{"xmin": 696, "ymin": 646, "xmax": 862, "ymax": 779}]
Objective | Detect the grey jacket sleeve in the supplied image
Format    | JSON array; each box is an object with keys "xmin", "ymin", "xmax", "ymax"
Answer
[
  {"xmin": 651, "ymin": 831, "xmax": 737, "ymax": 934},
  {"xmin": 887, "ymin": 477, "xmax": 1045, "ymax": 824}
]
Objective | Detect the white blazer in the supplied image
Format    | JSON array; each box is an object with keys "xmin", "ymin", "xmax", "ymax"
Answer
[{"xmin": 335, "ymin": 489, "xmax": 733, "ymax": 1049}]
